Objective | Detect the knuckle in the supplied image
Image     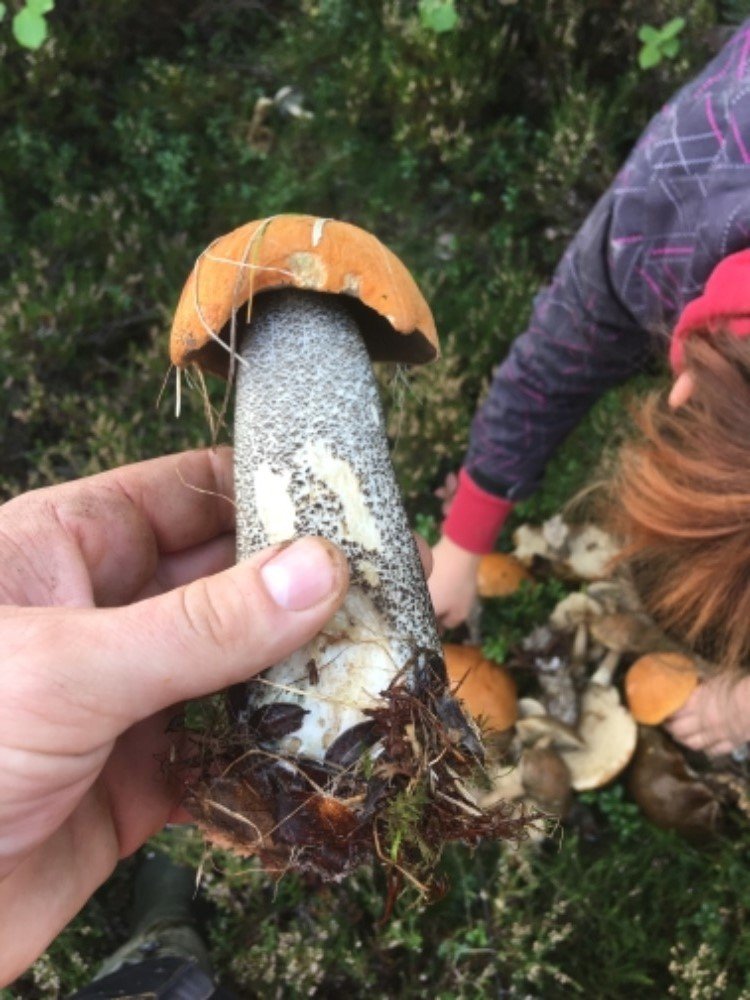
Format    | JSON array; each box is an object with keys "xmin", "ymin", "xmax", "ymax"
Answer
[{"xmin": 178, "ymin": 573, "xmax": 251, "ymax": 651}]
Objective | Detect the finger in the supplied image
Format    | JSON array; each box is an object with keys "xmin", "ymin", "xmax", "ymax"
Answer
[
  {"xmin": 668, "ymin": 371, "xmax": 696, "ymax": 409},
  {"xmin": 104, "ymin": 447, "xmax": 236, "ymax": 552},
  {"xmin": 4, "ymin": 538, "xmax": 349, "ymax": 749},
  {"xmin": 663, "ymin": 714, "xmax": 699, "ymax": 742},
  {"xmin": 414, "ymin": 534, "xmax": 433, "ymax": 579},
  {"xmin": 0, "ymin": 449, "xmax": 236, "ymax": 607},
  {"xmin": 439, "ymin": 611, "xmax": 461, "ymax": 629},
  {"xmin": 101, "ymin": 711, "xmax": 185, "ymax": 858},
  {"xmin": 136, "ymin": 533, "xmax": 236, "ymax": 599},
  {"xmin": 680, "ymin": 724, "xmax": 742, "ymax": 755},
  {"xmin": 671, "ymin": 730, "xmax": 705, "ymax": 750}
]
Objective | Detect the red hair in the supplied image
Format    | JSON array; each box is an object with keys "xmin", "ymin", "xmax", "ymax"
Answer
[{"xmin": 608, "ymin": 332, "xmax": 750, "ymax": 671}]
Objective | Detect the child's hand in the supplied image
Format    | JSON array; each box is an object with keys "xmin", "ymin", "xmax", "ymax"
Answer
[
  {"xmin": 428, "ymin": 535, "xmax": 481, "ymax": 628},
  {"xmin": 664, "ymin": 674, "xmax": 750, "ymax": 757}
]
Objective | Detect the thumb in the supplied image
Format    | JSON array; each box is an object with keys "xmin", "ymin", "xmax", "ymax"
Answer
[
  {"xmin": 115, "ymin": 536, "xmax": 348, "ymax": 724},
  {"xmin": 32, "ymin": 537, "xmax": 349, "ymax": 736}
]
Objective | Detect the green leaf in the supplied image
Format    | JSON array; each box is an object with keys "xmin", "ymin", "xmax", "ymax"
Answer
[
  {"xmin": 637, "ymin": 24, "xmax": 659, "ymax": 44},
  {"xmin": 0, "ymin": 4, "xmax": 6, "ymax": 23},
  {"xmin": 12, "ymin": 7, "xmax": 47, "ymax": 48},
  {"xmin": 662, "ymin": 38, "xmax": 680, "ymax": 58},
  {"xmin": 418, "ymin": 0, "xmax": 459, "ymax": 34},
  {"xmin": 638, "ymin": 43, "xmax": 661, "ymax": 70},
  {"xmin": 661, "ymin": 16, "xmax": 686, "ymax": 39}
]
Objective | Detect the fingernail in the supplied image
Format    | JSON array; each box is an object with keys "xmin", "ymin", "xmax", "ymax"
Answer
[{"xmin": 261, "ymin": 538, "xmax": 342, "ymax": 611}]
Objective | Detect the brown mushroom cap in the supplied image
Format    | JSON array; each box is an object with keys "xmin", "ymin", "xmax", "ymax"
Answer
[
  {"xmin": 170, "ymin": 214, "xmax": 438, "ymax": 377},
  {"xmin": 627, "ymin": 726, "xmax": 722, "ymax": 843},
  {"xmin": 443, "ymin": 643, "xmax": 518, "ymax": 732},
  {"xmin": 476, "ymin": 552, "xmax": 533, "ymax": 598},
  {"xmin": 625, "ymin": 652, "xmax": 700, "ymax": 725},
  {"xmin": 520, "ymin": 745, "xmax": 573, "ymax": 817}
]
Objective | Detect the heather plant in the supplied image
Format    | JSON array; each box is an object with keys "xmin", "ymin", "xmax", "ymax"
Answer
[{"xmin": 14, "ymin": 816, "xmax": 750, "ymax": 998}]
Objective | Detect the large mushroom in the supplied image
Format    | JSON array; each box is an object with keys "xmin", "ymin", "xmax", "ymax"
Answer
[
  {"xmin": 169, "ymin": 215, "xmax": 521, "ymax": 880},
  {"xmin": 557, "ymin": 681, "xmax": 638, "ymax": 792}
]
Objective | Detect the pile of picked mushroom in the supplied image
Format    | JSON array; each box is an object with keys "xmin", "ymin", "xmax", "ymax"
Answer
[{"xmin": 444, "ymin": 514, "xmax": 750, "ymax": 843}]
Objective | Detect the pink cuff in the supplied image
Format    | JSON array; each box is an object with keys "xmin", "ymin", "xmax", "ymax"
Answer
[{"xmin": 442, "ymin": 469, "xmax": 514, "ymax": 554}]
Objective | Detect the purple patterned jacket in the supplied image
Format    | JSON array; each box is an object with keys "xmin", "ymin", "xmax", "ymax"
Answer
[{"xmin": 460, "ymin": 21, "xmax": 750, "ymax": 530}]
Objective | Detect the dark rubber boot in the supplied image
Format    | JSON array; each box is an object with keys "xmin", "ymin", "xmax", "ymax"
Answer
[{"xmin": 66, "ymin": 850, "xmax": 241, "ymax": 998}]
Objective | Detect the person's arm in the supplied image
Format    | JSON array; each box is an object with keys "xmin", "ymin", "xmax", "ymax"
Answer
[
  {"xmin": 430, "ymin": 192, "xmax": 655, "ymax": 626},
  {"xmin": 463, "ymin": 193, "xmax": 655, "ymax": 510},
  {"xmin": 0, "ymin": 449, "xmax": 350, "ymax": 984}
]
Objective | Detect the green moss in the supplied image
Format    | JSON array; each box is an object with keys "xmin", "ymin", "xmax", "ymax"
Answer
[
  {"xmin": 381, "ymin": 781, "xmax": 436, "ymax": 869},
  {"xmin": 479, "ymin": 577, "xmax": 569, "ymax": 665}
]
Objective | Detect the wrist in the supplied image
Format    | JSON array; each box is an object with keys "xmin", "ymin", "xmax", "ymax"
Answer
[
  {"xmin": 442, "ymin": 469, "xmax": 513, "ymax": 554},
  {"xmin": 434, "ymin": 534, "xmax": 482, "ymax": 570},
  {"xmin": 435, "ymin": 534, "xmax": 482, "ymax": 565}
]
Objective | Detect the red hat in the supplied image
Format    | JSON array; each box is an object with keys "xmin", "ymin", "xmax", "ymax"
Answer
[{"xmin": 670, "ymin": 248, "xmax": 750, "ymax": 371}]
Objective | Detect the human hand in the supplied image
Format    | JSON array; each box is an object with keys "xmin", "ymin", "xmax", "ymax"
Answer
[
  {"xmin": 434, "ymin": 471, "xmax": 459, "ymax": 518},
  {"xmin": 664, "ymin": 674, "xmax": 750, "ymax": 757},
  {"xmin": 668, "ymin": 370, "xmax": 696, "ymax": 409},
  {"xmin": 428, "ymin": 535, "xmax": 481, "ymax": 629},
  {"xmin": 0, "ymin": 448, "xmax": 349, "ymax": 984}
]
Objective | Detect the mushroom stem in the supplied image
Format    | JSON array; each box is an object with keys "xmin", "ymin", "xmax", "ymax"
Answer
[{"xmin": 233, "ymin": 289, "xmax": 441, "ymax": 757}]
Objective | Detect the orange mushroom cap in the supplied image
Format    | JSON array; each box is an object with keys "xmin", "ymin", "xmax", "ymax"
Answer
[
  {"xmin": 443, "ymin": 643, "xmax": 518, "ymax": 732},
  {"xmin": 624, "ymin": 651, "xmax": 700, "ymax": 725},
  {"xmin": 476, "ymin": 552, "xmax": 533, "ymax": 598},
  {"xmin": 170, "ymin": 214, "xmax": 438, "ymax": 377}
]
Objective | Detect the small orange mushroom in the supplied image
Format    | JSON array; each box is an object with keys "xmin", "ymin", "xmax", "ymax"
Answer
[
  {"xmin": 443, "ymin": 643, "xmax": 518, "ymax": 732},
  {"xmin": 624, "ymin": 651, "xmax": 700, "ymax": 725},
  {"xmin": 476, "ymin": 552, "xmax": 532, "ymax": 598}
]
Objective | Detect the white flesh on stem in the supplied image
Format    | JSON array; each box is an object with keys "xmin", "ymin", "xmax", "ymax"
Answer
[{"xmin": 234, "ymin": 289, "xmax": 441, "ymax": 761}]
